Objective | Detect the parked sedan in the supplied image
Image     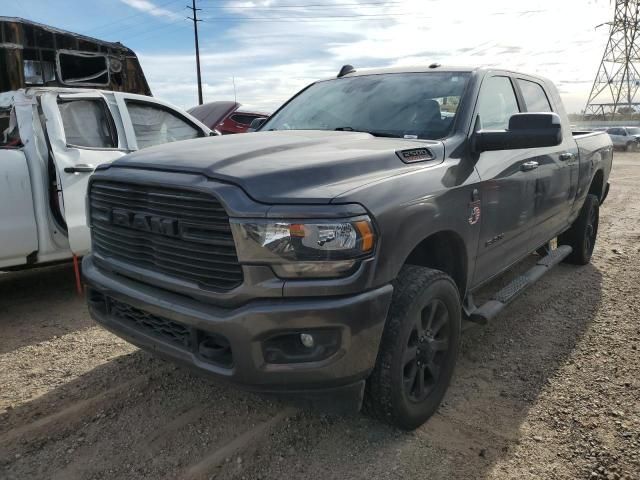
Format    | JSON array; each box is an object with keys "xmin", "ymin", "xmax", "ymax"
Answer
[
  {"xmin": 606, "ymin": 126, "xmax": 640, "ymax": 151},
  {"xmin": 188, "ymin": 101, "xmax": 268, "ymax": 134}
]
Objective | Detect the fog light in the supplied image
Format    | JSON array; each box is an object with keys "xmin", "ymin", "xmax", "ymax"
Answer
[
  {"xmin": 300, "ymin": 333, "xmax": 314, "ymax": 348},
  {"xmin": 262, "ymin": 330, "xmax": 340, "ymax": 364}
]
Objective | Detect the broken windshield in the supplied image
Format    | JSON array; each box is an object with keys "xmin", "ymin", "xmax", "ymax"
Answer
[{"xmin": 263, "ymin": 72, "xmax": 470, "ymax": 140}]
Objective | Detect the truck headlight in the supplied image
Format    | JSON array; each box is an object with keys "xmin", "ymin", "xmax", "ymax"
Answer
[{"xmin": 230, "ymin": 216, "xmax": 376, "ymax": 278}]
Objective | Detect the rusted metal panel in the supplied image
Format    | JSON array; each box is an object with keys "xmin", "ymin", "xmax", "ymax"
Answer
[{"xmin": 0, "ymin": 17, "xmax": 152, "ymax": 95}]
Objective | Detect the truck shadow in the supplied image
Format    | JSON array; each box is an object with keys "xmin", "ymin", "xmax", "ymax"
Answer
[
  {"xmin": 0, "ymin": 259, "xmax": 602, "ymax": 480},
  {"xmin": 0, "ymin": 263, "xmax": 90, "ymax": 355}
]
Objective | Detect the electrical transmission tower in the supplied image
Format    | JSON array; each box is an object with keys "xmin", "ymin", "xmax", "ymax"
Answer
[{"xmin": 585, "ymin": 0, "xmax": 640, "ymax": 119}]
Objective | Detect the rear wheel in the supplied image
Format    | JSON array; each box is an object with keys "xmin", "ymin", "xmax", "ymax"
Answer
[
  {"xmin": 559, "ymin": 194, "xmax": 599, "ymax": 265},
  {"xmin": 364, "ymin": 266, "xmax": 461, "ymax": 430}
]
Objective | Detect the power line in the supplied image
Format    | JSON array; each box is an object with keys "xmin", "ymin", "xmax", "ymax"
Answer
[
  {"xmin": 84, "ymin": 0, "xmax": 184, "ymax": 36},
  {"xmin": 196, "ymin": 8, "xmax": 543, "ymax": 22},
  {"xmin": 200, "ymin": 1, "xmax": 405, "ymax": 9},
  {"xmin": 114, "ymin": 18, "xmax": 190, "ymax": 43}
]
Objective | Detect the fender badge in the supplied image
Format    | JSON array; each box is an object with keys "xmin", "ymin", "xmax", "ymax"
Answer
[
  {"xmin": 396, "ymin": 148, "xmax": 435, "ymax": 164},
  {"xmin": 468, "ymin": 200, "xmax": 481, "ymax": 225}
]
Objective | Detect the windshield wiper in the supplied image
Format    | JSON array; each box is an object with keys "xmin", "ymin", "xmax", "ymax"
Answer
[{"xmin": 334, "ymin": 127, "xmax": 401, "ymax": 138}]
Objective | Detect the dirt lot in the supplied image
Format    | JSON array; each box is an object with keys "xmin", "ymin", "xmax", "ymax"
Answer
[{"xmin": 1, "ymin": 154, "xmax": 639, "ymax": 480}]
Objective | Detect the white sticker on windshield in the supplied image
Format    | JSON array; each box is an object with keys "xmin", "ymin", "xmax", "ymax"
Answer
[{"xmin": 404, "ymin": 134, "xmax": 418, "ymax": 139}]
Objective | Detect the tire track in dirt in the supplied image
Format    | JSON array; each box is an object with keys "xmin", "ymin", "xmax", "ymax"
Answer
[
  {"xmin": 179, "ymin": 407, "xmax": 297, "ymax": 480},
  {"xmin": 0, "ymin": 367, "xmax": 170, "ymax": 459}
]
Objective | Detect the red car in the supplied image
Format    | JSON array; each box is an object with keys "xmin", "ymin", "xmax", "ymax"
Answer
[{"xmin": 188, "ymin": 101, "xmax": 268, "ymax": 134}]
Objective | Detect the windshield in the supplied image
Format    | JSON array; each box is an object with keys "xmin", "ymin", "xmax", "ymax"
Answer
[
  {"xmin": 627, "ymin": 127, "xmax": 640, "ymax": 135},
  {"xmin": 263, "ymin": 72, "xmax": 470, "ymax": 139}
]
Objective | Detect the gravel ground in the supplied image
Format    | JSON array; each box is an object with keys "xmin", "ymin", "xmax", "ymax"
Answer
[{"xmin": 1, "ymin": 153, "xmax": 639, "ymax": 480}]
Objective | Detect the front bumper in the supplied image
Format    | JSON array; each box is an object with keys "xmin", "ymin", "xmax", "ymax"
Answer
[{"xmin": 83, "ymin": 255, "xmax": 393, "ymax": 396}]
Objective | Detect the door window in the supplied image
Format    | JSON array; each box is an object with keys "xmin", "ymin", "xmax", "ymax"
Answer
[
  {"xmin": 477, "ymin": 76, "xmax": 520, "ymax": 130},
  {"xmin": 126, "ymin": 102, "xmax": 202, "ymax": 149},
  {"xmin": 517, "ymin": 79, "xmax": 552, "ymax": 112},
  {"xmin": 229, "ymin": 113, "xmax": 260, "ymax": 126},
  {"xmin": 58, "ymin": 99, "xmax": 118, "ymax": 148}
]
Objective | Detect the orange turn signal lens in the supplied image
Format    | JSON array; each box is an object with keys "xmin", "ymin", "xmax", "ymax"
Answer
[
  {"xmin": 354, "ymin": 220, "xmax": 375, "ymax": 252},
  {"xmin": 289, "ymin": 223, "xmax": 306, "ymax": 237}
]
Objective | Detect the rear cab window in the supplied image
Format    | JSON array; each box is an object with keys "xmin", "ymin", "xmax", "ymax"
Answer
[
  {"xmin": 58, "ymin": 99, "xmax": 118, "ymax": 149},
  {"xmin": 125, "ymin": 101, "xmax": 203, "ymax": 149},
  {"xmin": 517, "ymin": 79, "xmax": 552, "ymax": 112}
]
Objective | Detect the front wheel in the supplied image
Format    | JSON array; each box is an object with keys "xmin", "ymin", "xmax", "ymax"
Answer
[
  {"xmin": 364, "ymin": 266, "xmax": 461, "ymax": 430},
  {"xmin": 559, "ymin": 194, "xmax": 599, "ymax": 265},
  {"xmin": 626, "ymin": 141, "xmax": 638, "ymax": 152}
]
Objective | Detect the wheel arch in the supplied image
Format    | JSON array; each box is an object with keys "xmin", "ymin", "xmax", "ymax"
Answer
[
  {"xmin": 589, "ymin": 169, "xmax": 605, "ymax": 203},
  {"xmin": 402, "ymin": 230, "xmax": 468, "ymax": 298}
]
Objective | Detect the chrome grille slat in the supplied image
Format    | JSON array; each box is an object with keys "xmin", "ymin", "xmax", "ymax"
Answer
[{"xmin": 90, "ymin": 180, "xmax": 243, "ymax": 291}]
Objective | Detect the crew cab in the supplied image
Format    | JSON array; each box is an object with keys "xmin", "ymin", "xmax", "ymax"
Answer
[
  {"xmin": 0, "ymin": 87, "xmax": 211, "ymax": 270},
  {"xmin": 82, "ymin": 65, "xmax": 612, "ymax": 430}
]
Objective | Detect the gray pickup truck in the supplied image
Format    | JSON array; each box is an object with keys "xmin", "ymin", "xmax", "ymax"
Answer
[{"xmin": 83, "ymin": 65, "xmax": 612, "ymax": 430}]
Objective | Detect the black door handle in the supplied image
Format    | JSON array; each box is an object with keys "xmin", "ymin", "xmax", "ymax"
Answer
[
  {"xmin": 559, "ymin": 152, "xmax": 574, "ymax": 161},
  {"xmin": 64, "ymin": 164, "xmax": 95, "ymax": 173}
]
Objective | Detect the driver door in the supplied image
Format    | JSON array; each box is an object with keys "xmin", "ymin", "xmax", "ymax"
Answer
[
  {"xmin": 40, "ymin": 91, "xmax": 130, "ymax": 255},
  {"xmin": 472, "ymin": 75, "xmax": 539, "ymax": 285}
]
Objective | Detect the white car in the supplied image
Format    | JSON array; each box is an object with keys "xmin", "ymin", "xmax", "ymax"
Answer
[
  {"xmin": 0, "ymin": 87, "xmax": 212, "ymax": 270},
  {"xmin": 605, "ymin": 126, "xmax": 640, "ymax": 151}
]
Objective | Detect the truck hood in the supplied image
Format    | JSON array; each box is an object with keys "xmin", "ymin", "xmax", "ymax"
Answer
[{"xmin": 111, "ymin": 130, "xmax": 443, "ymax": 203}]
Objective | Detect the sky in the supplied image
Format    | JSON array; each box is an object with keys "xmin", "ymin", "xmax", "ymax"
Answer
[{"xmin": 4, "ymin": 0, "xmax": 613, "ymax": 114}]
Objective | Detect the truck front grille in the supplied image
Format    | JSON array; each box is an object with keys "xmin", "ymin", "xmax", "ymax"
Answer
[{"xmin": 89, "ymin": 180, "xmax": 243, "ymax": 291}]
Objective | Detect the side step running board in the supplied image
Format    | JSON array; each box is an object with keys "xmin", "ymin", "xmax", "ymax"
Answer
[{"xmin": 467, "ymin": 245, "xmax": 572, "ymax": 325}]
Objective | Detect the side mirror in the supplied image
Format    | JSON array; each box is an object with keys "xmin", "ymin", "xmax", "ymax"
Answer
[
  {"xmin": 474, "ymin": 112, "xmax": 563, "ymax": 152},
  {"xmin": 247, "ymin": 117, "xmax": 267, "ymax": 132},
  {"xmin": 209, "ymin": 129, "xmax": 221, "ymax": 136}
]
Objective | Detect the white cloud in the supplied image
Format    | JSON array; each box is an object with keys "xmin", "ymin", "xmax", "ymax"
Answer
[
  {"xmin": 119, "ymin": 0, "xmax": 182, "ymax": 20},
  {"xmin": 135, "ymin": 0, "xmax": 612, "ymax": 114}
]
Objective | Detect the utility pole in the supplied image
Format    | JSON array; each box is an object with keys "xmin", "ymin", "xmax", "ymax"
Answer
[
  {"xmin": 187, "ymin": 0, "xmax": 203, "ymax": 105},
  {"xmin": 585, "ymin": 0, "xmax": 640, "ymax": 119}
]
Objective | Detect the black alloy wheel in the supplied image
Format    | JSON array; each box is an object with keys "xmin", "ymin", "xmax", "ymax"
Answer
[{"xmin": 403, "ymin": 299, "xmax": 451, "ymax": 402}]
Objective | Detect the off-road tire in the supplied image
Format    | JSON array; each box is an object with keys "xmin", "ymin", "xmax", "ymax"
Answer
[
  {"xmin": 363, "ymin": 265, "xmax": 461, "ymax": 430},
  {"xmin": 559, "ymin": 194, "xmax": 599, "ymax": 265}
]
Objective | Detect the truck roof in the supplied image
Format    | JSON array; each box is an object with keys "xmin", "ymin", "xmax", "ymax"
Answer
[
  {"xmin": 335, "ymin": 65, "xmax": 547, "ymax": 82},
  {"xmin": 0, "ymin": 17, "xmax": 136, "ymax": 53}
]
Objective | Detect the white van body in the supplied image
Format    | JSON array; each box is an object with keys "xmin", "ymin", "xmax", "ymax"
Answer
[{"xmin": 0, "ymin": 87, "xmax": 212, "ymax": 270}]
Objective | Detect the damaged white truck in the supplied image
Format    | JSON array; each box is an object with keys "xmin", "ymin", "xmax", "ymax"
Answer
[{"xmin": 0, "ymin": 18, "xmax": 212, "ymax": 270}]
